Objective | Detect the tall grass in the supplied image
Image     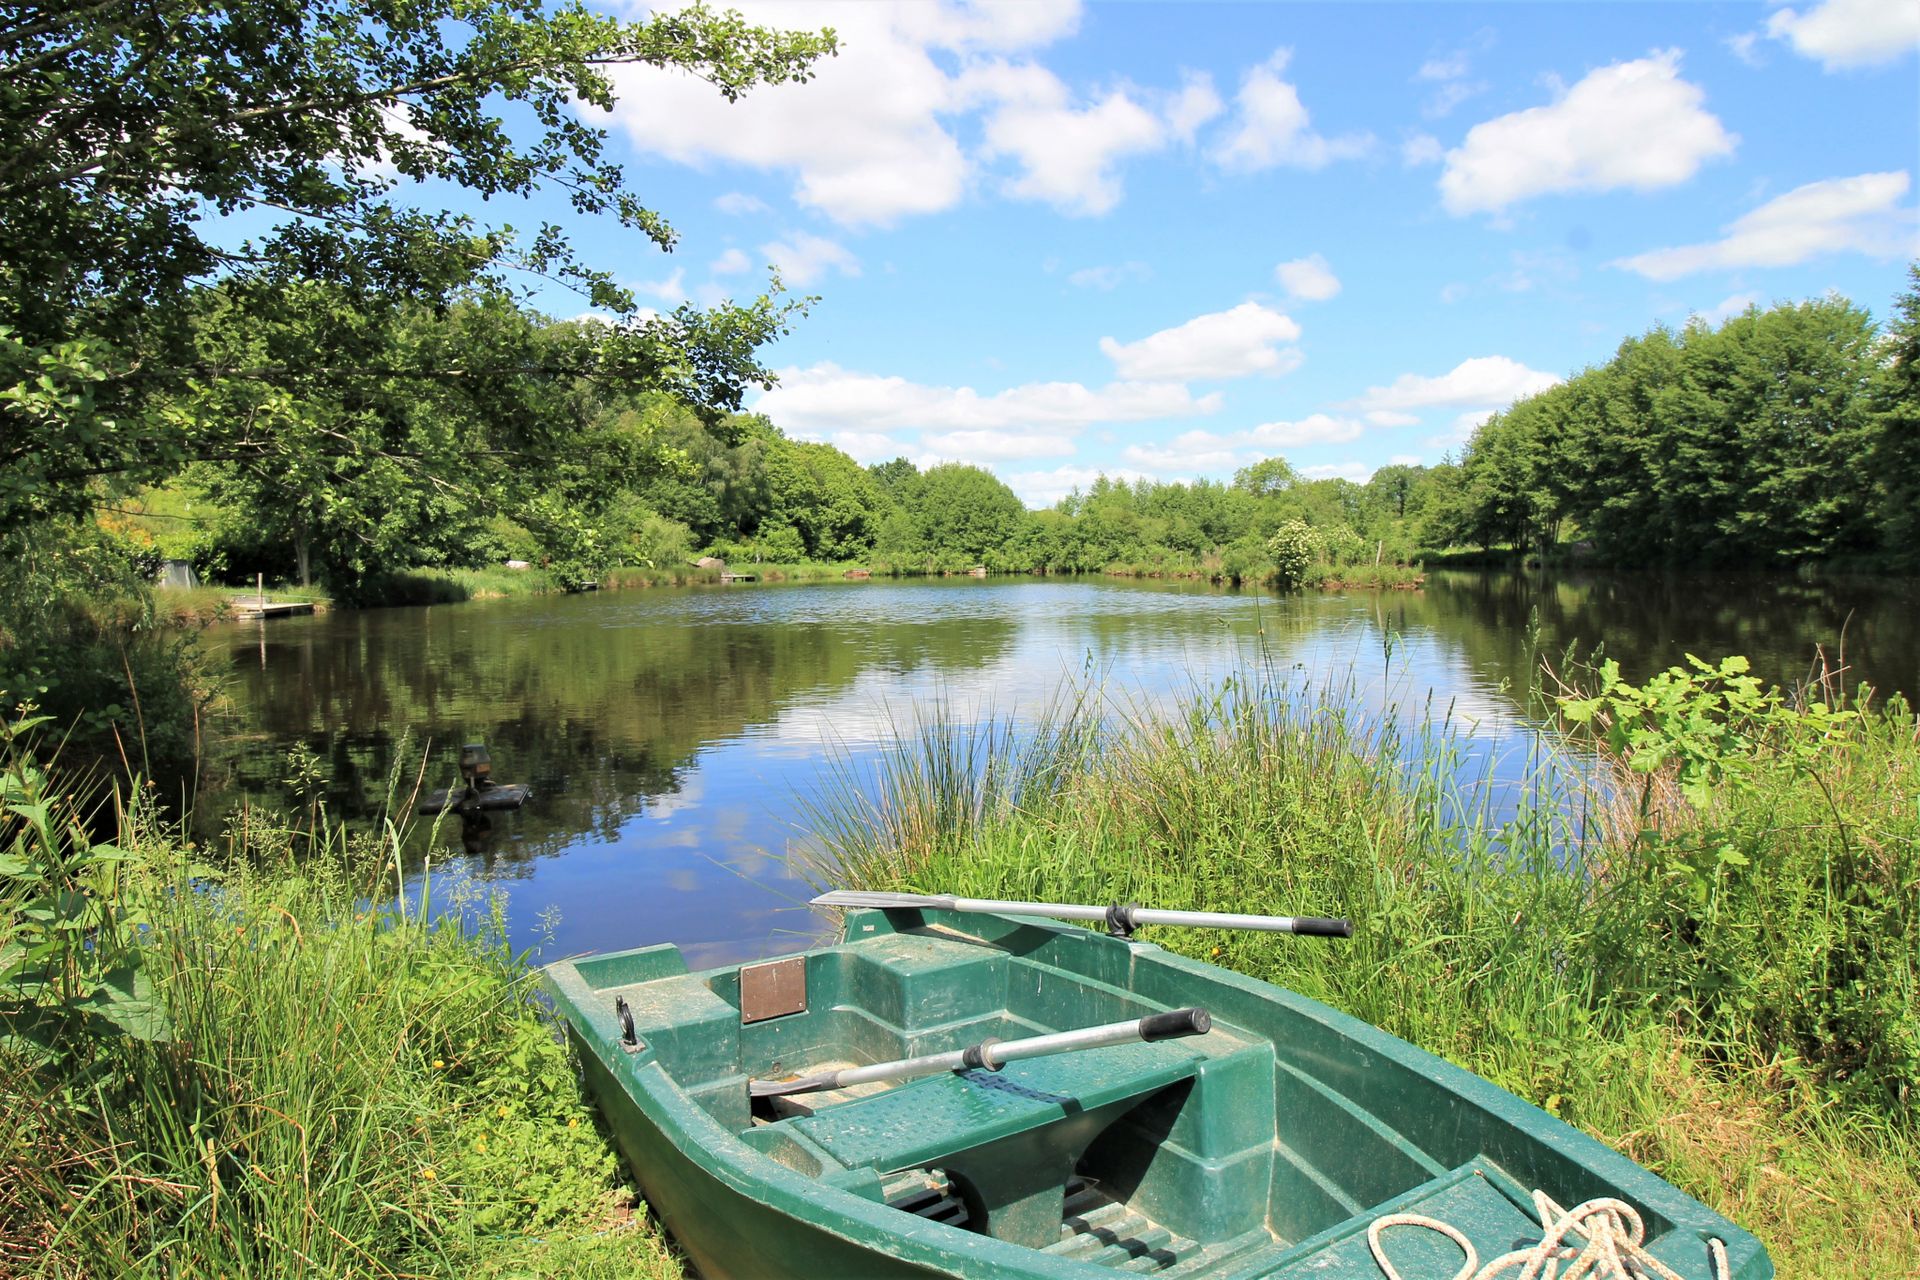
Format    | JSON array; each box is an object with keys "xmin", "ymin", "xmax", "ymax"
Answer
[
  {"xmin": 809, "ymin": 665, "xmax": 1920, "ymax": 1277},
  {"xmin": 1, "ymin": 727, "xmax": 677, "ymax": 1279}
]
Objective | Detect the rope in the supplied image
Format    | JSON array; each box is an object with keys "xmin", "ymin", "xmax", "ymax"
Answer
[{"xmin": 1368, "ymin": 1189, "xmax": 1731, "ymax": 1280}]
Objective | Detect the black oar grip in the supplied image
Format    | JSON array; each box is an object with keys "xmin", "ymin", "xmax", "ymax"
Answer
[
  {"xmin": 1294, "ymin": 917, "xmax": 1353, "ymax": 937},
  {"xmin": 1139, "ymin": 1007, "xmax": 1211, "ymax": 1040}
]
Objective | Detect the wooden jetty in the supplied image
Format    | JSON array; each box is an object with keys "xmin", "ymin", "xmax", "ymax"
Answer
[
  {"xmin": 720, "ymin": 572, "xmax": 757, "ymax": 583},
  {"xmin": 230, "ymin": 595, "xmax": 314, "ymax": 619}
]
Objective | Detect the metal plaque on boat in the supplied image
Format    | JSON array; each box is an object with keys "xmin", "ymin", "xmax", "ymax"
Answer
[{"xmin": 739, "ymin": 957, "xmax": 807, "ymax": 1023}]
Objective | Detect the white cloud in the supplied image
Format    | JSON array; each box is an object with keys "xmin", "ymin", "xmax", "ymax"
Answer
[
  {"xmin": 1727, "ymin": 31, "xmax": 1767, "ymax": 68},
  {"xmin": 1249, "ymin": 414, "xmax": 1363, "ymax": 447},
  {"xmin": 1366, "ymin": 410, "xmax": 1421, "ymax": 427},
  {"xmin": 1402, "ymin": 132, "xmax": 1445, "ymax": 167},
  {"xmin": 760, "ymin": 232, "xmax": 860, "ymax": 286},
  {"xmin": 1439, "ymin": 51, "xmax": 1737, "ymax": 216},
  {"xmin": 591, "ymin": 2, "xmax": 1078, "ymax": 226},
  {"xmin": 1099, "ymin": 302, "xmax": 1303, "ymax": 381},
  {"xmin": 1611, "ymin": 171, "xmax": 1915, "ymax": 280},
  {"xmin": 1416, "ymin": 42, "xmax": 1489, "ymax": 118},
  {"xmin": 1121, "ymin": 416, "xmax": 1365, "ymax": 476},
  {"xmin": 973, "ymin": 65, "xmax": 1222, "ymax": 215},
  {"xmin": 1389, "ymin": 454, "xmax": 1425, "ymax": 467},
  {"xmin": 1068, "ymin": 261, "xmax": 1152, "ymax": 289},
  {"xmin": 1425, "ymin": 408, "xmax": 1500, "ymax": 450},
  {"xmin": 752, "ymin": 363, "xmax": 1222, "ymax": 439},
  {"xmin": 1699, "ymin": 291, "xmax": 1761, "ymax": 325},
  {"xmin": 815, "ymin": 430, "xmax": 904, "ymax": 462},
  {"xmin": 921, "ymin": 429, "xmax": 1076, "ymax": 460},
  {"xmin": 1166, "ymin": 72, "xmax": 1228, "ymax": 141},
  {"xmin": 635, "ymin": 268, "xmax": 687, "ymax": 304},
  {"xmin": 1352, "ymin": 355, "xmax": 1561, "ymax": 413},
  {"xmin": 1439, "ymin": 281, "xmax": 1470, "ymax": 304},
  {"xmin": 591, "ymin": 3, "xmax": 1209, "ymax": 226},
  {"xmin": 1211, "ymin": 49, "xmax": 1372, "ymax": 172},
  {"xmin": 710, "ymin": 248, "xmax": 752, "ymax": 276},
  {"xmin": 714, "ymin": 192, "xmax": 771, "ymax": 216},
  {"xmin": 1122, "ymin": 431, "xmax": 1245, "ymax": 474},
  {"xmin": 1766, "ymin": 0, "xmax": 1920, "ymax": 69},
  {"xmin": 1275, "ymin": 253, "xmax": 1341, "ymax": 302},
  {"xmin": 1300, "ymin": 461, "xmax": 1376, "ymax": 482},
  {"xmin": 1004, "ymin": 464, "xmax": 1150, "ymax": 508}
]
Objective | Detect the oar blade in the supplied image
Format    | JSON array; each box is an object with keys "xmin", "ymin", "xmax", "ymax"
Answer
[{"xmin": 811, "ymin": 889, "xmax": 950, "ymax": 911}]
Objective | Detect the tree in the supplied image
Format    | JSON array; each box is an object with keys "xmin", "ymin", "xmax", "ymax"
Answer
[
  {"xmin": 1232, "ymin": 456, "xmax": 1297, "ymax": 497},
  {"xmin": 894, "ymin": 464, "xmax": 1026, "ymax": 567},
  {"xmin": 1871, "ymin": 265, "xmax": 1920, "ymax": 564},
  {"xmin": 0, "ymin": 0, "xmax": 836, "ymax": 538}
]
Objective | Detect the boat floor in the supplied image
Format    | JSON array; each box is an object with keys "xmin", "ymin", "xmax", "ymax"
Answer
[{"xmin": 1042, "ymin": 1179, "xmax": 1279, "ymax": 1277}]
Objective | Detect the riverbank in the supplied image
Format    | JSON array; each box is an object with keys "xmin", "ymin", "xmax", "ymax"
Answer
[
  {"xmin": 174, "ymin": 556, "xmax": 1428, "ymax": 617},
  {"xmin": 0, "ymin": 724, "xmax": 679, "ymax": 1278},
  {"xmin": 811, "ymin": 664, "xmax": 1920, "ymax": 1278}
]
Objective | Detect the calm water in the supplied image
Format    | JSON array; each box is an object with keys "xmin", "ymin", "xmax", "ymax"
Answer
[{"xmin": 198, "ymin": 571, "xmax": 1919, "ymax": 966}]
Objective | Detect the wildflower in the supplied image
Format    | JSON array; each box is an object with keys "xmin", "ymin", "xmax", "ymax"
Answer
[
  {"xmin": 432, "ymin": 1059, "xmax": 445, "ymax": 1069},
  {"xmin": 496, "ymin": 1105, "xmax": 509, "ymax": 1118},
  {"xmin": 474, "ymin": 1137, "xmax": 488, "ymax": 1154},
  {"xmin": 422, "ymin": 1168, "xmax": 436, "ymax": 1181},
  {"xmin": 567, "ymin": 1117, "xmax": 579, "ymax": 1129}
]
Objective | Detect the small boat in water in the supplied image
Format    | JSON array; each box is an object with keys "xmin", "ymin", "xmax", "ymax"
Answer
[{"xmin": 543, "ymin": 894, "xmax": 1770, "ymax": 1279}]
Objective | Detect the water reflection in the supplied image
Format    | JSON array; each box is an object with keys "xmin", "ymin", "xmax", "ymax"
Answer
[{"xmin": 200, "ymin": 573, "xmax": 1917, "ymax": 965}]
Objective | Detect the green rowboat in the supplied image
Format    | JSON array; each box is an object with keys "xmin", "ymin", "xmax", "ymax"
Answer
[{"xmin": 543, "ymin": 903, "xmax": 1771, "ymax": 1279}]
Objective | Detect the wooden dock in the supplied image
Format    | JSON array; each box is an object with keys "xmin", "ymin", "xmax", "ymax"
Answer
[
  {"xmin": 230, "ymin": 596, "xmax": 314, "ymax": 619},
  {"xmin": 720, "ymin": 572, "xmax": 757, "ymax": 583}
]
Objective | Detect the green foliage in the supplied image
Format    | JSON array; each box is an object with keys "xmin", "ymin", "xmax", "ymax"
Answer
[
  {"xmin": 1, "ymin": 712, "xmax": 174, "ymax": 1073},
  {"xmin": 1871, "ymin": 265, "xmax": 1920, "ymax": 565},
  {"xmin": 882, "ymin": 463, "xmax": 1026, "ymax": 568},
  {"xmin": 1557, "ymin": 657, "xmax": 1915, "ymax": 1113},
  {"xmin": 0, "ymin": 739, "xmax": 674, "ymax": 1277},
  {"xmin": 0, "ymin": 0, "xmax": 835, "ymax": 612},
  {"xmin": 817, "ymin": 662, "xmax": 1920, "ymax": 1275},
  {"xmin": 1265, "ymin": 519, "xmax": 1318, "ymax": 590},
  {"xmin": 1445, "ymin": 284, "xmax": 1905, "ymax": 565},
  {"xmin": 0, "ymin": 520, "xmax": 208, "ymax": 779}
]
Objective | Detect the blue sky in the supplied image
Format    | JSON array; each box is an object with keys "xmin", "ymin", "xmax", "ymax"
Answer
[{"xmin": 527, "ymin": 0, "xmax": 1918, "ymax": 505}]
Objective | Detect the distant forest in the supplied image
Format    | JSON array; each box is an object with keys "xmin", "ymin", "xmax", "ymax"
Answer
[{"xmin": 123, "ymin": 266, "xmax": 1918, "ymax": 588}]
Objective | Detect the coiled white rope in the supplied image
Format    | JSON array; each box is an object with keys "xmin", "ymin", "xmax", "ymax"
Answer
[{"xmin": 1367, "ymin": 1189, "xmax": 1731, "ymax": 1280}]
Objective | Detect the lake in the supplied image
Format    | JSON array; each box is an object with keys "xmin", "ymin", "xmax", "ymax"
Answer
[{"xmin": 198, "ymin": 570, "xmax": 1919, "ymax": 966}]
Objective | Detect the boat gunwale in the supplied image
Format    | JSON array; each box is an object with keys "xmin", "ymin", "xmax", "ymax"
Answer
[{"xmin": 543, "ymin": 907, "xmax": 1773, "ymax": 1280}]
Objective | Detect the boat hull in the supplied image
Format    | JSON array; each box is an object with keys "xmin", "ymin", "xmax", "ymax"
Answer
[{"xmin": 545, "ymin": 906, "xmax": 1772, "ymax": 1279}]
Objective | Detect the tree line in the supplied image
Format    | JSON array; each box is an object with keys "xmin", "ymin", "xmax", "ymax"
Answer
[{"xmin": 1424, "ymin": 275, "xmax": 1919, "ymax": 568}]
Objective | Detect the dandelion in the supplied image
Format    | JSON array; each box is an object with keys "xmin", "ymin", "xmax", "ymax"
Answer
[
  {"xmin": 567, "ymin": 1117, "xmax": 579, "ymax": 1129},
  {"xmin": 474, "ymin": 1137, "xmax": 488, "ymax": 1154},
  {"xmin": 496, "ymin": 1105, "xmax": 509, "ymax": 1118},
  {"xmin": 422, "ymin": 1168, "xmax": 436, "ymax": 1181},
  {"xmin": 432, "ymin": 1059, "xmax": 445, "ymax": 1069}
]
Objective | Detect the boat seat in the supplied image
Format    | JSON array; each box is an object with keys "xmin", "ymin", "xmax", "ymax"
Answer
[{"xmin": 783, "ymin": 1038, "xmax": 1204, "ymax": 1248}]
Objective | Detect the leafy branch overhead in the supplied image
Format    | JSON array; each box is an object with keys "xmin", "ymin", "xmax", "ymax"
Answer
[{"xmin": 0, "ymin": 0, "xmax": 837, "ymax": 533}]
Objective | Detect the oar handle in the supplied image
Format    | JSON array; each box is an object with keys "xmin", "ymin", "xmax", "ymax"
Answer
[
  {"xmin": 749, "ymin": 1007, "xmax": 1213, "ymax": 1098},
  {"xmin": 1139, "ymin": 1007, "xmax": 1212, "ymax": 1040}
]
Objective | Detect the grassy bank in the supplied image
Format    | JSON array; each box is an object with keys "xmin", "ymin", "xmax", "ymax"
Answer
[
  {"xmin": 810, "ymin": 664, "xmax": 1919, "ymax": 1277},
  {"xmin": 0, "ymin": 725, "xmax": 677, "ymax": 1279}
]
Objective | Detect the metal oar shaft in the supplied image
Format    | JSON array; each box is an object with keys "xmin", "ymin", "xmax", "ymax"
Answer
[
  {"xmin": 812, "ymin": 890, "xmax": 1352, "ymax": 938},
  {"xmin": 750, "ymin": 1007, "xmax": 1210, "ymax": 1098}
]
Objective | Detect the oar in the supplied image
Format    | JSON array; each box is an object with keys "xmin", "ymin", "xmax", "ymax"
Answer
[
  {"xmin": 811, "ymin": 890, "xmax": 1352, "ymax": 939},
  {"xmin": 750, "ymin": 1007, "xmax": 1212, "ymax": 1098}
]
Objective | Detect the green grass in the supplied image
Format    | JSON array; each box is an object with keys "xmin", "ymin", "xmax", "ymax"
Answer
[
  {"xmin": 1, "ymin": 734, "xmax": 679, "ymax": 1278},
  {"xmin": 808, "ymin": 666, "xmax": 1919, "ymax": 1278}
]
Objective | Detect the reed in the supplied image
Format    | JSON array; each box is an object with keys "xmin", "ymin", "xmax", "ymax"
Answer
[{"xmin": 810, "ymin": 664, "xmax": 1919, "ymax": 1277}]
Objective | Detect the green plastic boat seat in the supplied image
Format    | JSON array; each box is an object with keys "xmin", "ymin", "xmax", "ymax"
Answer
[{"xmin": 785, "ymin": 1038, "xmax": 1204, "ymax": 1248}]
